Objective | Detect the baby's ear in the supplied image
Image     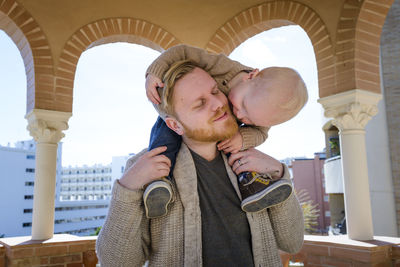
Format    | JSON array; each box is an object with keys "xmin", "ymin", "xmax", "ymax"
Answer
[
  {"xmin": 248, "ymin": 69, "xmax": 260, "ymax": 79},
  {"xmin": 165, "ymin": 117, "xmax": 184, "ymax": 136}
]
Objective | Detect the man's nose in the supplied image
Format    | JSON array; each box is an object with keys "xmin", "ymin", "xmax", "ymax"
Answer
[{"xmin": 211, "ymin": 95, "xmax": 224, "ymax": 111}]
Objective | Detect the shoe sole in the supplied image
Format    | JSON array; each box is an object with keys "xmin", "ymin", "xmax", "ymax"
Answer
[
  {"xmin": 241, "ymin": 181, "xmax": 293, "ymax": 213},
  {"xmin": 143, "ymin": 181, "xmax": 173, "ymax": 218}
]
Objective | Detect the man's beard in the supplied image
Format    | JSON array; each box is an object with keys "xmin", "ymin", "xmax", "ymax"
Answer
[{"xmin": 181, "ymin": 106, "xmax": 239, "ymax": 142}]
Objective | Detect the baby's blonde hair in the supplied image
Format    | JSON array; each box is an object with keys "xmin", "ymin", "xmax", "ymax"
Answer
[{"xmin": 256, "ymin": 67, "xmax": 308, "ymax": 120}]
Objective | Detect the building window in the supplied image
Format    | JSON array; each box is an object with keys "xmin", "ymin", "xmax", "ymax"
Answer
[
  {"xmin": 24, "ymin": 195, "xmax": 33, "ymax": 200},
  {"xmin": 25, "ymin": 168, "xmax": 35, "ymax": 173},
  {"xmin": 325, "ymin": 211, "xmax": 331, "ymax": 217},
  {"xmin": 23, "ymin": 209, "xmax": 33, "ymax": 213},
  {"xmin": 22, "ymin": 222, "xmax": 32, "ymax": 227},
  {"xmin": 324, "ymin": 195, "xmax": 329, "ymax": 202},
  {"xmin": 25, "ymin": 181, "xmax": 34, "ymax": 186},
  {"xmin": 26, "ymin": 155, "xmax": 35, "ymax": 159}
]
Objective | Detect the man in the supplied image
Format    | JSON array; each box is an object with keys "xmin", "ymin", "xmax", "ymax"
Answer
[
  {"xmin": 142, "ymin": 45, "xmax": 307, "ymax": 218},
  {"xmin": 96, "ymin": 60, "xmax": 304, "ymax": 266}
]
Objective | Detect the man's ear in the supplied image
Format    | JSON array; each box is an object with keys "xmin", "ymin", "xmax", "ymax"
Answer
[{"xmin": 165, "ymin": 117, "xmax": 184, "ymax": 136}]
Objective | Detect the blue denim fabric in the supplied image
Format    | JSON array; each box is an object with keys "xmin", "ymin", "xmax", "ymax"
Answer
[{"xmin": 149, "ymin": 116, "xmax": 181, "ymax": 179}]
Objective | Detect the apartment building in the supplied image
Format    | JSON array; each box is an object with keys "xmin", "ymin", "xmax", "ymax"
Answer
[{"xmin": 0, "ymin": 140, "xmax": 130, "ymax": 237}]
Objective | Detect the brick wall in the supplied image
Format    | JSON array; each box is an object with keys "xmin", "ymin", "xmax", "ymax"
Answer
[
  {"xmin": 381, "ymin": 0, "xmax": 400, "ymax": 236},
  {"xmin": 0, "ymin": 235, "xmax": 97, "ymax": 267},
  {"xmin": 0, "ymin": 245, "xmax": 5, "ymax": 267},
  {"xmin": 283, "ymin": 235, "xmax": 400, "ymax": 267}
]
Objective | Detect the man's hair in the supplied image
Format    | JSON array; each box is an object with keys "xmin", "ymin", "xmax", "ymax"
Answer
[{"xmin": 159, "ymin": 59, "xmax": 199, "ymax": 116}]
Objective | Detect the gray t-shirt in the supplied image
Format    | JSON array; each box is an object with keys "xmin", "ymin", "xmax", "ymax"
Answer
[{"xmin": 190, "ymin": 150, "xmax": 254, "ymax": 267}]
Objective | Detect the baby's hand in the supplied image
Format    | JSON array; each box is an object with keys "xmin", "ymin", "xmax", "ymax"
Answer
[
  {"xmin": 217, "ymin": 131, "xmax": 243, "ymax": 154},
  {"xmin": 145, "ymin": 74, "xmax": 164, "ymax": 105}
]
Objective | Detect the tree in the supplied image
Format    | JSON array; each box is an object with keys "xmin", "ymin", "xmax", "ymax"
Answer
[{"xmin": 296, "ymin": 189, "xmax": 320, "ymax": 234}]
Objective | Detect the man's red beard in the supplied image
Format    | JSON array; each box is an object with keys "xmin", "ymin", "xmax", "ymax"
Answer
[{"xmin": 180, "ymin": 105, "xmax": 238, "ymax": 142}]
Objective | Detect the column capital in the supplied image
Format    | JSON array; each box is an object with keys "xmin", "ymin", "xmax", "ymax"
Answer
[
  {"xmin": 25, "ymin": 109, "xmax": 72, "ymax": 144},
  {"xmin": 318, "ymin": 89, "xmax": 382, "ymax": 131}
]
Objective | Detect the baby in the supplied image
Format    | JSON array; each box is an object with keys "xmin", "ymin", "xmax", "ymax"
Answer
[{"xmin": 143, "ymin": 45, "xmax": 307, "ymax": 218}]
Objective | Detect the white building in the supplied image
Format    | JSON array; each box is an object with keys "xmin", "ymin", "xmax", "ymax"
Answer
[
  {"xmin": 112, "ymin": 155, "xmax": 132, "ymax": 180},
  {"xmin": 0, "ymin": 140, "xmax": 61, "ymax": 237},
  {"xmin": 59, "ymin": 165, "xmax": 113, "ymax": 202},
  {"xmin": 0, "ymin": 139, "xmax": 131, "ymax": 237}
]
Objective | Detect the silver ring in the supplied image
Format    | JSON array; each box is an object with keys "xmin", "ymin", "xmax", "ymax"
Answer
[{"xmin": 238, "ymin": 159, "xmax": 242, "ymax": 166}]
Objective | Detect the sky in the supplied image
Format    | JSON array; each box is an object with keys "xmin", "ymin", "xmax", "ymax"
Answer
[{"xmin": 0, "ymin": 25, "xmax": 327, "ymax": 166}]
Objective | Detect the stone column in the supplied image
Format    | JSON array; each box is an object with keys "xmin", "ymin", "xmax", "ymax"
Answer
[
  {"xmin": 318, "ymin": 89, "xmax": 381, "ymax": 240},
  {"xmin": 25, "ymin": 109, "xmax": 71, "ymax": 240}
]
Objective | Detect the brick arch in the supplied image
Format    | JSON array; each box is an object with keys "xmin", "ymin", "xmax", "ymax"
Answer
[
  {"xmin": 205, "ymin": 1, "xmax": 335, "ymax": 98},
  {"xmin": 332, "ymin": 0, "xmax": 394, "ymax": 97},
  {"xmin": 353, "ymin": 0, "xmax": 394, "ymax": 94},
  {"xmin": 55, "ymin": 18, "xmax": 181, "ymax": 113},
  {"xmin": 0, "ymin": 0, "xmax": 54, "ymax": 113}
]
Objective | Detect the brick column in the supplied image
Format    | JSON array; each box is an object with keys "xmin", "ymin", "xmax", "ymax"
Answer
[
  {"xmin": 381, "ymin": 0, "xmax": 400, "ymax": 236},
  {"xmin": 319, "ymin": 89, "xmax": 381, "ymax": 240},
  {"xmin": 25, "ymin": 109, "xmax": 71, "ymax": 240}
]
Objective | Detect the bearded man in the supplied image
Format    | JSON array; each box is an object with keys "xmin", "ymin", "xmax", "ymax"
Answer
[{"xmin": 96, "ymin": 60, "xmax": 304, "ymax": 266}]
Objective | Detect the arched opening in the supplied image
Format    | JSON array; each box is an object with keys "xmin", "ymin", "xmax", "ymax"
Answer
[
  {"xmin": 229, "ymin": 25, "xmax": 328, "ymax": 235},
  {"xmin": 0, "ymin": 29, "xmax": 33, "ymax": 237},
  {"xmin": 55, "ymin": 42, "xmax": 160, "ymax": 235},
  {"xmin": 54, "ymin": 18, "xmax": 180, "ymax": 113},
  {"xmin": 63, "ymin": 42, "xmax": 160, "ymax": 167},
  {"xmin": 0, "ymin": 30, "xmax": 29, "ymax": 144},
  {"xmin": 229, "ymin": 25, "xmax": 325, "ymax": 160}
]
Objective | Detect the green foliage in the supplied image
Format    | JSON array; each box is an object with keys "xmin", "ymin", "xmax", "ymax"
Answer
[
  {"xmin": 91, "ymin": 226, "xmax": 102, "ymax": 236},
  {"xmin": 296, "ymin": 189, "xmax": 320, "ymax": 234},
  {"xmin": 329, "ymin": 137, "xmax": 340, "ymax": 157}
]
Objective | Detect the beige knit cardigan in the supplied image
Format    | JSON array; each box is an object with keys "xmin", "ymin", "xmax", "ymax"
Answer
[{"xmin": 96, "ymin": 143, "xmax": 304, "ymax": 267}]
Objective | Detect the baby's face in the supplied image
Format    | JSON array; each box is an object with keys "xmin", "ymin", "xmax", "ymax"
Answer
[{"xmin": 228, "ymin": 82, "xmax": 253, "ymax": 124}]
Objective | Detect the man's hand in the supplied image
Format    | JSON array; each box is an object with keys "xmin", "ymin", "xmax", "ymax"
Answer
[
  {"xmin": 119, "ymin": 146, "xmax": 171, "ymax": 190},
  {"xmin": 217, "ymin": 131, "xmax": 243, "ymax": 154},
  {"xmin": 145, "ymin": 74, "xmax": 164, "ymax": 105},
  {"xmin": 228, "ymin": 148, "xmax": 283, "ymax": 179}
]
